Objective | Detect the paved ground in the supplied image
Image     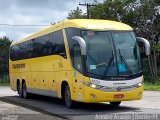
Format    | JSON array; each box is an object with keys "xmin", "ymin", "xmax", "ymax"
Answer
[
  {"xmin": 0, "ymin": 86, "xmax": 160, "ymax": 120},
  {"xmin": 0, "ymin": 87, "xmax": 64, "ymax": 120}
]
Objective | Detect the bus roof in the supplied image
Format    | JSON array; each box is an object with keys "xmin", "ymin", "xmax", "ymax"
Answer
[{"xmin": 11, "ymin": 19, "xmax": 133, "ymax": 45}]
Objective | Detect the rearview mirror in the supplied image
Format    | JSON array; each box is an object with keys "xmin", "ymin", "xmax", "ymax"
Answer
[
  {"xmin": 137, "ymin": 37, "xmax": 150, "ymax": 56},
  {"xmin": 72, "ymin": 36, "xmax": 86, "ymax": 55}
]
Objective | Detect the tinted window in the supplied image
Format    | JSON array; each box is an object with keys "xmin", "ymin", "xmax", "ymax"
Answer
[
  {"xmin": 73, "ymin": 44, "xmax": 83, "ymax": 73},
  {"xmin": 26, "ymin": 40, "xmax": 34, "ymax": 58},
  {"xmin": 10, "ymin": 30, "xmax": 66, "ymax": 61},
  {"xmin": 65, "ymin": 28, "xmax": 80, "ymax": 52},
  {"xmin": 65, "ymin": 28, "xmax": 80, "ymax": 62},
  {"xmin": 53, "ymin": 30, "xmax": 66, "ymax": 56}
]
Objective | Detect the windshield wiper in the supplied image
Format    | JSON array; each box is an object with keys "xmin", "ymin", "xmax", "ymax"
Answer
[
  {"xmin": 102, "ymin": 51, "xmax": 115, "ymax": 79},
  {"xmin": 87, "ymin": 71, "xmax": 105, "ymax": 77},
  {"xmin": 118, "ymin": 49, "xmax": 133, "ymax": 75}
]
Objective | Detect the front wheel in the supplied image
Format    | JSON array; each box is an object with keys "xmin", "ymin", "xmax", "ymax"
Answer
[
  {"xmin": 110, "ymin": 102, "xmax": 121, "ymax": 107},
  {"xmin": 64, "ymin": 85, "xmax": 75, "ymax": 108}
]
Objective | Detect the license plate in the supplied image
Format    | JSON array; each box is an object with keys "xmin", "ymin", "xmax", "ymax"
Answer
[{"xmin": 114, "ymin": 94, "xmax": 124, "ymax": 98}]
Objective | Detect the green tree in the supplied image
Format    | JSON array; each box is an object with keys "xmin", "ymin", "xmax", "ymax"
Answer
[
  {"xmin": 129, "ymin": 0, "xmax": 160, "ymax": 83},
  {"xmin": 67, "ymin": 7, "xmax": 85, "ymax": 19},
  {"xmin": 90, "ymin": 0, "xmax": 134, "ymax": 21},
  {"xmin": 0, "ymin": 36, "xmax": 12, "ymax": 76}
]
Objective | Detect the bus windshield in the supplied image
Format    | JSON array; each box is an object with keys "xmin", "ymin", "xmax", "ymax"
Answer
[{"xmin": 81, "ymin": 31, "xmax": 142, "ymax": 78}]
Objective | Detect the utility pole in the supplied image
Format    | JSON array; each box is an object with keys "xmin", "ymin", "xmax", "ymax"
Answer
[{"xmin": 79, "ymin": 2, "xmax": 97, "ymax": 19}]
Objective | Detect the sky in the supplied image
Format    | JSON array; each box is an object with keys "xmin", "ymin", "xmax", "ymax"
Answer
[{"xmin": 0, "ymin": 0, "xmax": 102, "ymax": 41}]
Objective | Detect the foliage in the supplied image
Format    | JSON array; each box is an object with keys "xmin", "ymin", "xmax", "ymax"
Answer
[
  {"xmin": 144, "ymin": 82, "xmax": 160, "ymax": 91},
  {"xmin": 0, "ymin": 36, "xmax": 12, "ymax": 75},
  {"xmin": 153, "ymin": 44, "xmax": 160, "ymax": 52},
  {"xmin": 0, "ymin": 73, "xmax": 9, "ymax": 86},
  {"xmin": 90, "ymin": 0, "xmax": 132, "ymax": 21},
  {"xmin": 67, "ymin": 7, "xmax": 85, "ymax": 19}
]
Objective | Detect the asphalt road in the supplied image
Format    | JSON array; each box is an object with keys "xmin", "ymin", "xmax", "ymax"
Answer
[
  {"xmin": 0, "ymin": 101, "xmax": 64, "ymax": 120},
  {"xmin": 0, "ymin": 86, "xmax": 160, "ymax": 120}
]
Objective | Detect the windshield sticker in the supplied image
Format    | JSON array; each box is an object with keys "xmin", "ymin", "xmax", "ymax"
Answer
[
  {"xmin": 118, "ymin": 64, "xmax": 126, "ymax": 72},
  {"xmin": 87, "ymin": 31, "xmax": 95, "ymax": 36},
  {"xmin": 90, "ymin": 65, "xmax": 96, "ymax": 70}
]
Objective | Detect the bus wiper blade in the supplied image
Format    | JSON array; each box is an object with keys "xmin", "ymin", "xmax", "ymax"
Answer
[
  {"xmin": 118, "ymin": 49, "xmax": 133, "ymax": 75},
  {"xmin": 87, "ymin": 71, "xmax": 104, "ymax": 77},
  {"xmin": 102, "ymin": 51, "xmax": 114, "ymax": 79}
]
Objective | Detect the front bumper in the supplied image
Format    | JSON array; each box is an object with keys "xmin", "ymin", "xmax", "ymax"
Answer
[{"xmin": 82, "ymin": 85, "xmax": 143, "ymax": 103}]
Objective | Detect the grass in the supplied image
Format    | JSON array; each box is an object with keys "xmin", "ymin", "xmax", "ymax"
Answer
[
  {"xmin": 0, "ymin": 74, "xmax": 10, "ymax": 86},
  {"xmin": 144, "ymin": 82, "xmax": 160, "ymax": 91},
  {"xmin": 142, "ymin": 62, "xmax": 160, "ymax": 91},
  {"xmin": 0, "ymin": 82, "xmax": 9, "ymax": 86},
  {"xmin": 0, "ymin": 79, "xmax": 10, "ymax": 86}
]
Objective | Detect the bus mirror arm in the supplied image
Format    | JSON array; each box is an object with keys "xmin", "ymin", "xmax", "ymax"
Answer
[
  {"xmin": 137, "ymin": 37, "xmax": 151, "ymax": 56},
  {"xmin": 72, "ymin": 36, "xmax": 87, "ymax": 55}
]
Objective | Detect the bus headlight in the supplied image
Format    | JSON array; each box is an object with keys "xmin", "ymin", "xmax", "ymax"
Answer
[
  {"xmin": 81, "ymin": 80, "xmax": 101, "ymax": 89},
  {"xmin": 138, "ymin": 82, "xmax": 142, "ymax": 87},
  {"xmin": 81, "ymin": 80, "xmax": 99, "ymax": 89},
  {"xmin": 90, "ymin": 84, "xmax": 97, "ymax": 89},
  {"xmin": 133, "ymin": 82, "xmax": 143, "ymax": 88}
]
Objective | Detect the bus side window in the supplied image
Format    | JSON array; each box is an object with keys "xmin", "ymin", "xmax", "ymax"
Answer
[
  {"xmin": 43, "ymin": 41, "xmax": 53, "ymax": 55},
  {"xmin": 65, "ymin": 28, "xmax": 81, "ymax": 61},
  {"xmin": 26, "ymin": 40, "xmax": 33, "ymax": 58},
  {"xmin": 10, "ymin": 30, "xmax": 67, "ymax": 60},
  {"xmin": 10, "ymin": 46, "xmax": 16, "ymax": 61},
  {"xmin": 41, "ymin": 35, "xmax": 50, "ymax": 56},
  {"xmin": 54, "ymin": 30, "xmax": 66, "ymax": 58},
  {"xmin": 73, "ymin": 43, "xmax": 82, "ymax": 73},
  {"xmin": 14, "ymin": 44, "xmax": 20, "ymax": 60}
]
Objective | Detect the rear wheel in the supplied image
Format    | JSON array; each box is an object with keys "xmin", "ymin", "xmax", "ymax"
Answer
[
  {"xmin": 22, "ymin": 82, "xmax": 29, "ymax": 99},
  {"xmin": 17, "ymin": 82, "xmax": 23, "ymax": 98},
  {"xmin": 110, "ymin": 102, "xmax": 121, "ymax": 107},
  {"xmin": 64, "ymin": 84, "xmax": 75, "ymax": 108}
]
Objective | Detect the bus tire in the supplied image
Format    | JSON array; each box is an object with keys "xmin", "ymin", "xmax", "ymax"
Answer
[
  {"xmin": 22, "ymin": 82, "xmax": 29, "ymax": 99},
  {"xmin": 110, "ymin": 102, "xmax": 121, "ymax": 107},
  {"xmin": 64, "ymin": 84, "xmax": 75, "ymax": 108},
  {"xmin": 17, "ymin": 82, "xmax": 23, "ymax": 98}
]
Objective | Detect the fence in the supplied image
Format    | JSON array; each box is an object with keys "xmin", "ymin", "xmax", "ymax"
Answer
[{"xmin": 0, "ymin": 73, "xmax": 9, "ymax": 85}]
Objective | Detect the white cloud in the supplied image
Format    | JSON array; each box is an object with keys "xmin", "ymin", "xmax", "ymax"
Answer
[
  {"xmin": 0, "ymin": 0, "xmax": 103, "ymax": 41},
  {"xmin": 0, "ymin": 32, "xmax": 7, "ymax": 37}
]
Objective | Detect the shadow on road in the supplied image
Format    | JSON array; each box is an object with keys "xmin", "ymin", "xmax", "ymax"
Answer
[{"xmin": 0, "ymin": 94, "xmax": 142, "ymax": 117}]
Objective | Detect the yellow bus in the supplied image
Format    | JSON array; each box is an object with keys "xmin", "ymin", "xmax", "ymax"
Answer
[{"xmin": 9, "ymin": 19, "xmax": 150, "ymax": 108}]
